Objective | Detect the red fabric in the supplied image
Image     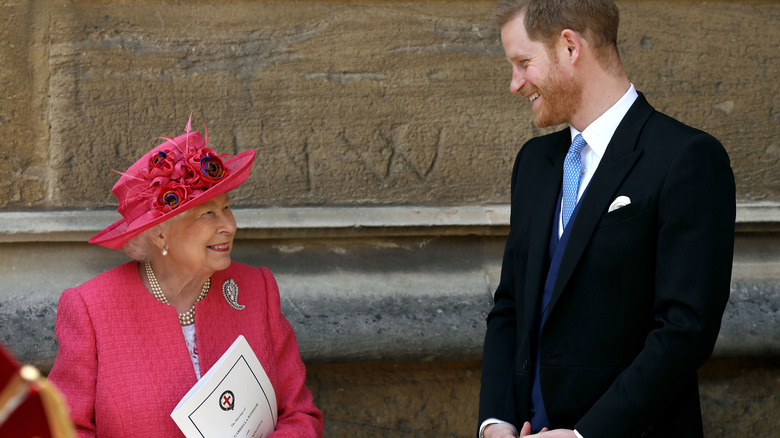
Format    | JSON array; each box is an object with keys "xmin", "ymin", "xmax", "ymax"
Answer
[
  {"xmin": 0, "ymin": 344, "xmax": 53, "ymax": 438},
  {"xmin": 0, "ymin": 386, "xmax": 53, "ymax": 438},
  {"xmin": 49, "ymin": 262, "xmax": 323, "ymax": 438}
]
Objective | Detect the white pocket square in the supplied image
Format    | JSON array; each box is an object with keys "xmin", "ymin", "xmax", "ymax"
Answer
[{"xmin": 608, "ymin": 196, "xmax": 631, "ymax": 213}]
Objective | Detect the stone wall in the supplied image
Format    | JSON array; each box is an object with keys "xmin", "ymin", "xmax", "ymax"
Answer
[
  {"xmin": 1, "ymin": 1, "xmax": 778, "ymax": 437},
  {"xmin": 306, "ymin": 357, "xmax": 780, "ymax": 437},
  {"xmin": 1, "ymin": 0, "xmax": 778, "ymax": 209}
]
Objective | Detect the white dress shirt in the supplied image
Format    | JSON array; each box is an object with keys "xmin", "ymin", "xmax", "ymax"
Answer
[
  {"xmin": 481, "ymin": 84, "xmax": 639, "ymax": 438},
  {"xmin": 558, "ymin": 84, "xmax": 639, "ymax": 237}
]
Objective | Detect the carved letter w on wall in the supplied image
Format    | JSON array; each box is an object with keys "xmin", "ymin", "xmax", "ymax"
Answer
[{"xmin": 339, "ymin": 123, "xmax": 441, "ymax": 184}]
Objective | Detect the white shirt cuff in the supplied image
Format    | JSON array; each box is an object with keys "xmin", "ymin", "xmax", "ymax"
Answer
[
  {"xmin": 479, "ymin": 418, "xmax": 517, "ymax": 438},
  {"xmin": 574, "ymin": 429, "xmax": 585, "ymax": 438}
]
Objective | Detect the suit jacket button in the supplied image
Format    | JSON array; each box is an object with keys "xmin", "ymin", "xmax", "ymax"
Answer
[{"xmin": 522, "ymin": 359, "xmax": 530, "ymax": 371}]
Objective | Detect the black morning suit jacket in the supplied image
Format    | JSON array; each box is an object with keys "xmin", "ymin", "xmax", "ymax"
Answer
[{"xmin": 478, "ymin": 94, "xmax": 735, "ymax": 437}]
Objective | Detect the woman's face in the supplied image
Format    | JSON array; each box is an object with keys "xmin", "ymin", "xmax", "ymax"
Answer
[{"xmin": 161, "ymin": 193, "xmax": 236, "ymax": 278}]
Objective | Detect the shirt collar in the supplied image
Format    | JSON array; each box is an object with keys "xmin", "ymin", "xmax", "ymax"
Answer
[{"xmin": 569, "ymin": 84, "xmax": 639, "ymax": 158}]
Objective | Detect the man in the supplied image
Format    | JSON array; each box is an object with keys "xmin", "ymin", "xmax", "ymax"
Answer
[{"xmin": 478, "ymin": 1, "xmax": 735, "ymax": 437}]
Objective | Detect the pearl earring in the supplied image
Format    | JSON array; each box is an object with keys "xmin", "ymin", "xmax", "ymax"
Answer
[{"xmin": 162, "ymin": 248, "xmax": 168, "ymax": 256}]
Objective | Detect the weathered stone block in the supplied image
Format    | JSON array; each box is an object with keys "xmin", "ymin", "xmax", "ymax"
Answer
[
  {"xmin": 0, "ymin": 0, "xmax": 47, "ymax": 208},
  {"xmin": 308, "ymin": 361, "xmax": 482, "ymax": 437},
  {"xmin": 2, "ymin": 1, "xmax": 776, "ymax": 208},
  {"xmin": 698, "ymin": 357, "xmax": 780, "ymax": 437},
  {"xmin": 306, "ymin": 358, "xmax": 780, "ymax": 437}
]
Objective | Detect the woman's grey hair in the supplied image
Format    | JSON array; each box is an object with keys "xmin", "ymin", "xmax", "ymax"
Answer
[{"xmin": 120, "ymin": 225, "xmax": 163, "ymax": 261}]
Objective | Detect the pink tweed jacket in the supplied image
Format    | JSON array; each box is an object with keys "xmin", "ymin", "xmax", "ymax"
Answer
[{"xmin": 49, "ymin": 261, "xmax": 323, "ymax": 438}]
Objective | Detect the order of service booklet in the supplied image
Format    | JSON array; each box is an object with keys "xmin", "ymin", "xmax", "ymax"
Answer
[{"xmin": 171, "ymin": 335, "xmax": 277, "ymax": 438}]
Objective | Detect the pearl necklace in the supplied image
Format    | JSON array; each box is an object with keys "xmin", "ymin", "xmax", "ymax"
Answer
[{"xmin": 144, "ymin": 260, "xmax": 210, "ymax": 326}]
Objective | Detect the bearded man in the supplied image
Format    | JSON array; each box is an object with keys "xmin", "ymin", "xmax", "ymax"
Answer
[{"xmin": 478, "ymin": 1, "xmax": 736, "ymax": 437}]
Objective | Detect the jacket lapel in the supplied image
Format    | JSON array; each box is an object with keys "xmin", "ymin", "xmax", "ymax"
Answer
[
  {"xmin": 546, "ymin": 95, "xmax": 654, "ymax": 316},
  {"xmin": 523, "ymin": 130, "xmax": 570, "ymax": 333}
]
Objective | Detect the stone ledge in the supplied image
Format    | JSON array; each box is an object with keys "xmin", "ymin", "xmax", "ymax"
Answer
[
  {"xmin": 0, "ymin": 233, "xmax": 777, "ymax": 371},
  {"xmin": 735, "ymin": 202, "xmax": 780, "ymax": 232},
  {"xmin": 1, "ymin": 203, "xmax": 777, "ymax": 370},
  {"xmin": 0, "ymin": 201, "xmax": 778, "ymax": 243},
  {"xmin": 0, "ymin": 205, "xmax": 508, "ymax": 242},
  {"xmin": 1, "ymin": 273, "xmax": 777, "ymax": 372}
]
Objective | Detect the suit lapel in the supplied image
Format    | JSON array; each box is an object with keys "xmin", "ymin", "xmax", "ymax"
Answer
[
  {"xmin": 546, "ymin": 95, "xmax": 655, "ymax": 316},
  {"xmin": 523, "ymin": 130, "xmax": 570, "ymax": 332}
]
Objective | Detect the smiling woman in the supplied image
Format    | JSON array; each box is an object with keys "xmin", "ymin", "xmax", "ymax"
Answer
[
  {"xmin": 152, "ymin": 194, "xmax": 238, "ymax": 307},
  {"xmin": 47, "ymin": 114, "xmax": 324, "ymax": 438}
]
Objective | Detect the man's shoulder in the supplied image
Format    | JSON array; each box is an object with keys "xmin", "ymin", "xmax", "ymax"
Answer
[
  {"xmin": 641, "ymin": 110, "xmax": 723, "ymax": 152},
  {"xmin": 517, "ymin": 128, "xmax": 569, "ymax": 156},
  {"xmin": 630, "ymin": 93, "xmax": 718, "ymax": 143},
  {"xmin": 647, "ymin": 109, "xmax": 709, "ymax": 135},
  {"xmin": 529, "ymin": 127, "xmax": 570, "ymax": 145}
]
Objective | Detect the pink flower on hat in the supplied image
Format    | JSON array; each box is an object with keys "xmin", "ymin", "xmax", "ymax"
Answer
[
  {"xmin": 146, "ymin": 149, "xmax": 180, "ymax": 180},
  {"xmin": 198, "ymin": 153, "xmax": 228, "ymax": 182},
  {"xmin": 183, "ymin": 148, "xmax": 228, "ymax": 190},
  {"xmin": 153, "ymin": 181, "xmax": 191, "ymax": 216},
  {"xmin": 139, "ymin": 136, "xmax": 229, "ymax": 213}
]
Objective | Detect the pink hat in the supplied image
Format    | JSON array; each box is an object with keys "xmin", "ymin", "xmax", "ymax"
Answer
[{"xmin": 89, "ymin": 115, "xmax": 256, "ymax": 249}]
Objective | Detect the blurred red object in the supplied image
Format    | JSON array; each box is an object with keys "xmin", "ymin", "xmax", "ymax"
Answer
[{"xmin": 0, "ymin": 342, "xmax": 74, "ymax": 438}]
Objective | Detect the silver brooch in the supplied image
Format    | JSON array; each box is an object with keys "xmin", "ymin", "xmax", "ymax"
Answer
[{"xmin": 222, "ymin": 279, "xmax": 245, "ymax": 311}]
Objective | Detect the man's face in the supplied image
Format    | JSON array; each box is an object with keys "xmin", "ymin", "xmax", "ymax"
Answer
[{"xmin": 501, "ymin": 13, "xmax": 582, "ymax": 128}]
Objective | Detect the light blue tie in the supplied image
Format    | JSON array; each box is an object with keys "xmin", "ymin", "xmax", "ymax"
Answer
[{"xmin": 562, "ymin": 134, "xmax": 587, "ymax": 230}]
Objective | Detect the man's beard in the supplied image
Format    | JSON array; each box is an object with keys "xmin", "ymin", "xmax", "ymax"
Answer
[{"xmin": 532, "ymin": 63, "xmax": 583, "ymax": 128}]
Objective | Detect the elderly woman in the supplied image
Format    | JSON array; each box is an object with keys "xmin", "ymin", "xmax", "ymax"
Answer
[{"xmin": 48, "ymin": 115, "xmax": 324, "ymax": 437}]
